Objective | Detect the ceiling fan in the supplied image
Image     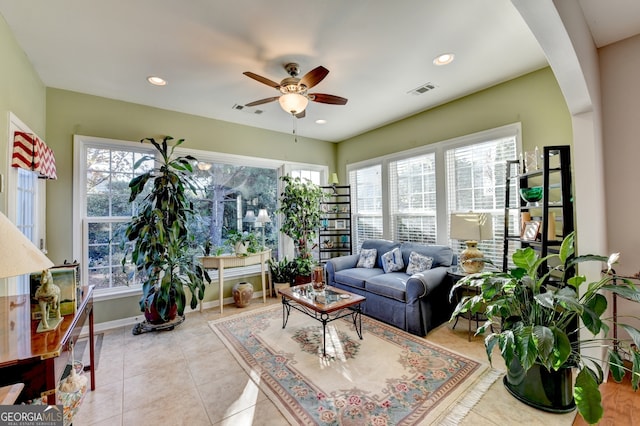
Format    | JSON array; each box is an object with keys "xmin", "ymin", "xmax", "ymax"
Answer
[{"xmin": 243, "ymin": 63, "xmax": 348, "ymax": 118}]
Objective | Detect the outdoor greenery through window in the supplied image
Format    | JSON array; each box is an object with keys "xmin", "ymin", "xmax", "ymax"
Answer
[
  {"xmin": 75, "ymin": 137, "xmax": 286, "ymax": 294},
  {"xmin": 347, "ymin": 124, "xmax": 520, "ymax": 265}
]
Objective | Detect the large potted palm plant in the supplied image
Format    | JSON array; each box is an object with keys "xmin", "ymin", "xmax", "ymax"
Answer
[
  {"xmin": 123, "ymin": 136, "xmax": 210, "ymax": 327},
  {"xmin": 276, "ymin": 176, "xmax": 325, "ymax": 283},
  {"xmin": 450, "ymin": 232, "xmax": 640, "ymax": 424}
]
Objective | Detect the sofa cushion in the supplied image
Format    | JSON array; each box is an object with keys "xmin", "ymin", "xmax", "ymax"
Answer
[
  {"xmin": 334, "ymin": 267, "xmax": 385, "ymax": 289},
  {"xmin": 365, "ymin": 273, "xmax": 408, "ymax": 302},
  {"xmin": 406, "ymin": 251, "xmax": 433, "ymax": 275},
  {"xmin": 356, "ymin": 248, "xmax": 377, "ymax": 268},
  {"xmin": 362, "ymin": 239, "xmax": 401, "ymax": 269},
  {"xmin": 381, "ymin": 247, "xmax": 404, "ymax": 273},
  {"xmin": 400, "ymin": 242, "xmax": 453, "ymax": 268}
]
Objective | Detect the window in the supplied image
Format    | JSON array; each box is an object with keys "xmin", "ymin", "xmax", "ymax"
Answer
[
  {"xmin": 6, "ymin": 113, "xmax": 47, "ymax": 295},
  {"xmin": 389, "ymin": 153, "xmax": 437, "ymax": 244},
  {"xmin": 189, "ymin": 161, "xmax": 278, "ymax": 256},
  {"xmin": 347, "ymin": 124, "xmax": 521, "ymax": 265},
  {"xmin": 74, "ymin": 137, "xmax": 156, "ymax": 292},
  {"xmin": 74, "ymin": 136, "xmax": 325, "ymax": 295},
  {"xmin": 349, "ymin": 164, "xmax": 383, "ymax": 251},
  {"xmin": 445, "ymin": 136, "xmax": 518, "ymax": 263}
]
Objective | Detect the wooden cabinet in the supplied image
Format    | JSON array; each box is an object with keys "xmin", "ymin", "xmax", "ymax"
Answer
[
  {"xmin": 502, "ymin": 145, "xmax": 574, "ymax": 274},
  {"xmin": 0, "ymin": 285, "xmax": 95, "ymax": 406},
  {"xmin": 318, "ymin": 185, "xmax": 352, "ymax": 263}
]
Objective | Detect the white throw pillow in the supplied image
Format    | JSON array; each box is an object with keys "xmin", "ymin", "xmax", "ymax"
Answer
[
  {"xmin": 381, "ymin": 247, "xmax": 404, "ymax": 273},
  {"xmin": 356, "ymin": 248, "xmax": 377, "ymax": 268},
  {"xmin": 406, "ymin": 251, "xmax": 434, "ymax": 275}
]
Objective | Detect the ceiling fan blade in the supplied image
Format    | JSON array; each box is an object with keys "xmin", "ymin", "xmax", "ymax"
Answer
[
  {"xmin": 245, "ymin": 97, "xmax": 280, "ymax": 107},
  {"xmin": 309, "ymin": 93, "xmax": 348, "ymax": 105},
  {"xmin": 243, "ymin": 72, "xmax": 280, "ymax": 89},
  {"xmin": 295, "ymin": 110, "xmax": 306, "ymax": 119},
  {"xmin": 299, "ymin": 66, "xmax": 329, "ymax": 89}
]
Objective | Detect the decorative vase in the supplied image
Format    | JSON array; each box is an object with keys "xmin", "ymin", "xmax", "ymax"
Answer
[
  {"xmin": 504, "ymin": 358, "xmax": 575, "ymax": 413},
  {"xmin": 232, "ymin": 281, "xmax": 254, "ymax": 308},
  {"xmin": 234, "ymin": 242, "xmax": 247, "ymax": 255},
  {"xmin": 459, "ymin": 240, "xmax": 485, "ymax": 273}
]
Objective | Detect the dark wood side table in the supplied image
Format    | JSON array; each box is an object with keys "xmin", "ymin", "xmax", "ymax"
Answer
[
  {"xmin": 448, "ymin": 267, "xmax": 486, "ymax": 341},
  {"xmin": 0, "ymin": 285, "xmax": 95, "ymax": 404}
]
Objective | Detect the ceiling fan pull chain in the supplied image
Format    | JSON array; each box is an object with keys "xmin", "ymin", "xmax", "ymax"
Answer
[{"xmin": 292, "ymin": 114, "xmax": 298, "ymax": 143}]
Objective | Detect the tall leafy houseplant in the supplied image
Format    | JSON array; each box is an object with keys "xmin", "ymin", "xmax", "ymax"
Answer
[
  {"xmin": 276, "ymin": 176, "xmax": 324, "ymax": 279},
  {"xmin": 123, "ymin": 136, "xmax": 210, "ymax": 324},
  {"xmin": 450, "ymin": 232, "xmax": 640, "ymax": 424}
]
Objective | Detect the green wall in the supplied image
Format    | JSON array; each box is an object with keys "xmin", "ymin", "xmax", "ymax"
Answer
[
  {"xmin": 336, "ymin": 67, "xmax": 572, "ymax": 181},
  {"xmin": 0, "ymin": 15, "xmax": 46, "ymax": 212}
]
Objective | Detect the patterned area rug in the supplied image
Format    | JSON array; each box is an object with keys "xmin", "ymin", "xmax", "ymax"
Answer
[{"xmin": 209, "ymin": 306, "xmax": 500, "ymax": 425}]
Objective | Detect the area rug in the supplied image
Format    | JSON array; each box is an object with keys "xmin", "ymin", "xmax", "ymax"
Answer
[{"xmin": 209, "ymin": 305, "xmax": 500, "ymax": 425}]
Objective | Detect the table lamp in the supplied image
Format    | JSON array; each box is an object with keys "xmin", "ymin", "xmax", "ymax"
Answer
[
  {"xmin": 0, "ymin": 211, "xmax": 56, "ymax": 330},
  {"xmin": 450, "ymin": 212, "xmax": 493, "ymax": 273},
  {"xmin": 256, "ymin": 209, "xmax": 271, "ymax": 249}
]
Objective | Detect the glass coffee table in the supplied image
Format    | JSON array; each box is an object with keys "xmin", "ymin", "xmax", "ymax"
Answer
[{"xmin": 278, "ymin": 284, "xmax": 366, "ymax": 357}]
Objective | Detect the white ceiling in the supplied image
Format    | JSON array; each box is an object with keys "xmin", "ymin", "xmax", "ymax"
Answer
[{"xmin": 0, "ymin": 0, "xmax": 638, "ymax": 142}]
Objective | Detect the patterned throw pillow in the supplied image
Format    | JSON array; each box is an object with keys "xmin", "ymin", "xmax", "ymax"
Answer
[
  {"xmin": 406, "ymin": 251, "xmax": 434, "ymax": 275},
  {"xmin": 356, "ymin": 248, "xmax": 377, "ymax": 268},
  {"xmin": 381, "ymin": 247, "xmax": 404, "ymax": 273}
]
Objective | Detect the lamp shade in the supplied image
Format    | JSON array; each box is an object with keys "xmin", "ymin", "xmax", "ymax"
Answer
[
  {"xmin": 279, "ymin": 93, "xmax": 308, "ymax": 114},
  {"xmin": 330, "ymin": 173, "xmax": 339, "ymax": 185},
  {"xmin": 243, "ymin": 210, "xmax": 256, "ymax": 223},
  {"xmin": 0, "ymin": 211, "xmax": 54, "ymax": 279},
  {"xmin": 256, "ymin": 209, "xmax": 271, "ymax": 224},
  {"xmin": 449, "ymin": 212, "xmax": 493, "ymax": 241},
  {"xmin": 450, "ymin": 212, "xmax": 493, "ymax": 274}
]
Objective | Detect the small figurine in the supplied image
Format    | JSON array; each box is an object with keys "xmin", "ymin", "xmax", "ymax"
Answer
[{"xmin": 35, "ymin": 269, "xmax": 62, "ymax": 332}]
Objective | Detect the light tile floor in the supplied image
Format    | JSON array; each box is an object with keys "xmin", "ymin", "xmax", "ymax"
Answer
[{"xmin": 73, "ymin": 297, "xmax": 578, "ymax": 425}]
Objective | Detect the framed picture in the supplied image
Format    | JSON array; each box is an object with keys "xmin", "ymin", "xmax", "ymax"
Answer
[
  {"xmin": 334, "ymin": 219, "xmax": 346, "ymax": 230},
  {"xmin": 30, "ymin": 265, "xmax": 78, "ymax": 319},
  {"xmin": 521, "ymin": 221, "xmax": 541, "ymax": 241}
]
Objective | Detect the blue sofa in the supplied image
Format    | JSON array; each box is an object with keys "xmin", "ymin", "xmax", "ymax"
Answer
[{"xmin": 325, "ymin": 239, "xmax": 455, "ymax": 336}]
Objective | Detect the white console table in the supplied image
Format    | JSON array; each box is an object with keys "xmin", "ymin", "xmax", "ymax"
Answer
[{"xmin": 200, "ymin": 249, "xmax": 271, "ymax": 314}]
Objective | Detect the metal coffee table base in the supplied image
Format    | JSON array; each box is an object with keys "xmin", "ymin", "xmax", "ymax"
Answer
[{"xmin": 281, "ymin": 298, "xmax": 363, "ymax": 357}]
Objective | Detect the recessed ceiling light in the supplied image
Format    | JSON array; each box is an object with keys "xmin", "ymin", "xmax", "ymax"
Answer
[
  {"xmin": 147, "ymin": 76, "xmax": 167, "ymax": 86},
  {"xmin": 433, "ymin": 53, "xmax": 455, "ymax": 66},
  {"xmin": 315, "ymin": 119, "xmax": 327, "ymax": 125}
]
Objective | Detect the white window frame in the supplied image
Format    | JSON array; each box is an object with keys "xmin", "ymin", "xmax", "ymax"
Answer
[
  {"xmin": 5, "ymin": 113, "xmax": 47, "ymax": 296},
  {"xmin": 347, "ymin": 123, "xmax": 522, "ymax": 257},
  {"xmin": 73, "ymin": 135, "xmax": 328, "ymax": 299}
]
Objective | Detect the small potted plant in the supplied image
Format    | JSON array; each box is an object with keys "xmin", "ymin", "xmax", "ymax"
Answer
[
  {"xmin": 268, "ymin": 257, "xmax": 295, "ymax": 295},
  {"xmin": 226, "ymin": 229, "xmax": 261, "ymax": 256},
  {"xmin": 450, "ymin": 232, "xmax": 640, "ymax": 424}
]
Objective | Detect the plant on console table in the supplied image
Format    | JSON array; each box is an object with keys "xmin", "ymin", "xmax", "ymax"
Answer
[
  {"xmin": 123, "ymin": 136, "xmax": 211, "ymax": 326},
  {"xmin": 226, "ymin": 229, "xmax": 261, "ymax": 256},
  {"xmin": 276, "ymin": 176, "xmax": 324, "ymax": 284},
  {"xmin": 450, "ymin": 232, "xmax": 640, "ymax": 424}
]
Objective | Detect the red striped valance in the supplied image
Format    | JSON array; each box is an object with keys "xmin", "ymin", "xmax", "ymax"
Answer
[{"xmin": 11, "ymin": 131, "xmax": 57, "ymax": 180}]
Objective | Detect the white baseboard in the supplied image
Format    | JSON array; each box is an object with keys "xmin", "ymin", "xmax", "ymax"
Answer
[{"xmin": 80, "ymin": 291, "xmax": 267, "ymax": 336}]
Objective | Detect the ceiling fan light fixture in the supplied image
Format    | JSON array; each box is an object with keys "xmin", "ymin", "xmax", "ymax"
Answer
[
  {"xmin": 433, "ymin": 53, "xmax": 455, "ymax": 66},
  {"xmin": 279, "ymin": 93, "xmax": 308, "ymax": 114}
]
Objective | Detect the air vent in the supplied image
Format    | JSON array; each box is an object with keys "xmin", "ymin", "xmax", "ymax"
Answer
[
  {"xmin": 233, "ymin": 104, "xmax": 264, "ymax": 114},
  {"xmin": 408, "ymin": 83, "xmax": 436, "ymax": 96}
]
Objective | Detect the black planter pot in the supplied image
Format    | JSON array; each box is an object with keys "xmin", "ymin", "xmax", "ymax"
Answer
[{"xmin": 504, "ymin": 359, "xmax": 576, "ymax": 413}]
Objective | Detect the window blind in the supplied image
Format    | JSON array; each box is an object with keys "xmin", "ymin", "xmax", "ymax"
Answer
[
  {"xmin": 389, "ymin": 153, "xmax": 436, "ymax": 243},
  {"xmin": 349, "ymin": 165, "xmax": 382, "ymax": 251},
  {"xmin": 445, "ymin": 136, "xmax": 517, "ymax": 265}
]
